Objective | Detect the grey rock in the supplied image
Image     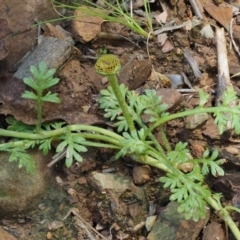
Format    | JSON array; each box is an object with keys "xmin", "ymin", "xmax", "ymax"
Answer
[
  {"xmin": 147, "ymin": 202, "xmax": 210, "ymax": 240},
  {"xmin": 0, "ymin": 149, "xmax": 55, "ymax": 217},
  {"xmin": 88, "ymin": 172, "xmax": 146, "ymax": 201},
  {"xmin": 185, "ymin": 112, "xmax": 209, "ymax": 129}
]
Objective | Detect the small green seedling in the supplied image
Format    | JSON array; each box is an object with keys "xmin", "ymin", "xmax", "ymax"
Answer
[
  {"xmin": 1, "ymin": 56, "xmax": 240, "ymax": 238},
  {"xmin": 22, "ymin": 61, "xmax": 61, "ymax": 133}
]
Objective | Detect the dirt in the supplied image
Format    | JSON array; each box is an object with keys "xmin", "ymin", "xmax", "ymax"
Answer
[{"xmin": 1, "ymin": 0, "xmax": 240, "ymax": 239}]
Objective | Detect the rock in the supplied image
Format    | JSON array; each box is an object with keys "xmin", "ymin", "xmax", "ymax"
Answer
[
  {"xmin": 88, "ymin": 172, "xmax": 146, "ymax": 201},
  {"xmin": 88, "ymin": 172, "xmax": 148, "ymax": 228},
  {"xmin": 133, "ymin": 165, "xmax": 151, "ymax": 185},
  {"xmin": 156, "ymin": 88, "xmax": 184, "ymax": 111},
  {"xmin": 14, "ymin": 36, "xmax": 73, "ymax": 80},
  {"xmin": 214, "ymin": 172, "xmax": 240, "ymax": 200},
  {"xmin": 0, "ymin": 227, "xmax": 16, "ymax": 240},
  {"xmin": 202, "ymin": 117, "xmax": 220, "ymax": 139},
  {"xmin": 0, "ymin": 0, "xmax": 58, "ymax": 75},
  {"xmin": 72, "ymin": 6, "xmax": 103, "ymax": 43},
  {"xmin": 185, "ymin": 113, "xmax": 209, "ymax": 129},
  {"xmin": 0, "ymin": 149, "xmax": 55, "ymax": 217},
  {"xmin": 147, "ymin": 202, "xmax": 210, "ymax": 240},
  {"xmin": 162, "ymin": 40, "xmax": 174, "ymax": 53},
  {"xmin": 145, "ymin": 215, "xmax": 157, "ymax": 231},
  {"xmin": 202, "ymin": 222, "xmax": 225, "ymax": 240},
  {"xmin": 190, "ymin": 143, "xmax": 205, "ymax": 158}
]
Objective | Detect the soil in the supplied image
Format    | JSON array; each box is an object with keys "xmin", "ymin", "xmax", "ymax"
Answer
[{"xmin": 1, "ymin": 0, "xmax": 240, "ymax": 239}]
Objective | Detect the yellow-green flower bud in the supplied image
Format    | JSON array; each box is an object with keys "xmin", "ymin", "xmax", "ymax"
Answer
[{"xmin": 95, "ymin": 54, "xmax": 121, "ymax": 76}]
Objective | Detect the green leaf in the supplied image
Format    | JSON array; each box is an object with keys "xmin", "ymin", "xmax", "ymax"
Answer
[
  {"xmin": 214, "ymin": 112, "xmax": 227, "ymax": 134},
  {"xmin": 170, "ymin": 187, "xmax": 188, "ymax": 202},
  {"xmin": 39, "ymin": 138, "xmax": 52, "ymax": 155},
  {"xmin": 23, "ymin": 77, "xmax": 38, "ymax": 90},
  {"xmin": 56, "ymin": 140, "xmax": 68, "ymax": 153},
  {"xmin": 6, "ymin": 116, "xmax": 35, "ymax": 132},
  {"xmin": 198, "ymin": 89, "xmax": 209, "ymax": 107},
  {"xmin": 160, "ymin": 173, "xmax": 183, "ymax": 190},
  {"xmin": 222, "ymin": 86, "xmax": 237, "ymax": 106},
  {"xmin": 44, "ymin": 68, "xmax": 56, "ymax": 80},
  {"xmin": 8, "ymin": 147, "xmax": 35, "ymax": 174},
  {"xmin": 41, "ymin": 92, "xmax": 61, "ymax": 103},
  {"xmin": 167, "ymin": 142, "xmax": 189, "ymax": 163},
  {"xmin": 30, "ymin": 65, "xmax": 41, "ymax": 80},
  {"xmin": 38, "ymin": 61, "xmax": 47, "ymax": 76},
  {"xmin": 42, "ymin": 77, "xmax": 60, "ymax": 90},
  {"xmin": 56, "ymin": 131, "xmax": 88, "ymax": 167},
  {"xmin": 22, "ymin": 91, "xmax": 38, "ymax": 100},
  {"xmin": 116, "ymin": 130, "xmax": 148, "ymax": 158},
  {"xmin": 114, "ymin": 116, "xmax": 128, "ymax": 132}
]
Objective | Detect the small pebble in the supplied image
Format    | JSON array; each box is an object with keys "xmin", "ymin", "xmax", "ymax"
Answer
[
  {"xmin": 146, "ymin": 215, "xmax": 157, "ymax": 231},
  {"xmin": 46, "ymin": 231, "xmax": 52, "ymax": 240},
  {"xmin": 185, "ymin": 113, "xmax": 208, "ymax": 129},
  {"xmin": 133, "ymin": 165, "xmax": 151, "ymax": 185},
  {"xmin": 47, "ymin": 220, "xmax": 64, "ymax": 230}
]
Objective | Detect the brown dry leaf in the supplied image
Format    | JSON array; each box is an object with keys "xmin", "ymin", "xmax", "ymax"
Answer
[
  {"xmin": 148, "ymin": 70, "xmax": 172, "ymax": 88},
  {"xmin": 0, "ymin": 73, "xmax": 103, "ymax": 126},
  {"xmin": 72, "ymin": 6, "xmax": 105, "ymax": 43},
  {"xmin": 204, "ymin": 4, "xmax": 232, "ymax": 32},
  {"xmin": 154, "ymin": 11, "xmax": 168, "ymax": 24}
]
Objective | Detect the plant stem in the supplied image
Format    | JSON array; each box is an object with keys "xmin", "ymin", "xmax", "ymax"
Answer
[
  {"xmin": 159, "ymin": 125, "xmax": 171, "ymax": 152},
  {"xmin": 0, "ymin": 125, "xmax": 123, "ymax": 141},
  {"xmin": 206, "ymin": 196, "xmax": 240, "ymax": 240},
  {"xmin": 36, "ymin": 88, "xmax": 43, "ymax": 133},
  {"xmin": 108, "ymin": 74, "xmax": 136, "ymax": 133},
  {"xmin": 146, "ymin": 106, "xmax": 240, "ymax": 136}
]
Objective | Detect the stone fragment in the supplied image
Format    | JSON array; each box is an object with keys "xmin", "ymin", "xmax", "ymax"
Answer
[
  {"xmin": 191, "ymin": 143, "xmax": 205, "ymax": 158},
  {"xmin": 0, "ymin": 149, "xmax": 55, "ymax": 217},
  {"xmin": 224, "ymin": 146, "xmax": 239, "ymax": 155},
  {"xmin": 162, "ymin": 40, "xmax": 174, "ymax": 53},
  {"xmin": 133, "ymin": 165, "xmax": 151, "ymax": 185},
  {"xmin": 202, "ymin": 117, "xmax": 220, "ymax": 139},
  {"xmin": 88, "ymin": 172, "xmax": 146, "ymax": 201},
  {"xmin": 202, "ymin": 222, "xmax": 225, "ymax": 240},
  {"xmin": 72, "ymin": 6, "xmax": 103, "ymax": 43},
  {"xmin": 145, "ymin": 215, "xmax": 157, "ymax": 231},
  {"xmin": 185, "ymin": 113, "xmax": 209, "ymax": 129},
  {"xmin": 147, "ymin": 202, "xmax": 210, "ymax": 240},
  {"xmin": 0, "ymin": 0, "xmax": 58, "ymax": 74},
  {"xmin": 156, "ymin": 88, "xmax": 184, "ymax": 111}
]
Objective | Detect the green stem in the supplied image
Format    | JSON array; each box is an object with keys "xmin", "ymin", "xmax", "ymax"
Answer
[
  {"xmin": 206, "ymin": 196, "xmax": 240, "ymax": 240},
  {"xmin": 0, "ymin": 124, "xmax": 123, "ymax": 141},
  {"xmin": 36, "ymin": 89, "xmax": 43, "ymax": 133},
  {"xmin": 159, "ymin": 125, "xmax": 171, "ymax": 152},
  {"xmin": 108, "ymin": 74, "xmax": 136, "ymax": 133},
  {"xmin": 132, "ymin": 114, "xmax": 166, "ymax": 156},
  {"xmin": 146, "ymin": 106, "xmax": 240, "ymax": 136}
]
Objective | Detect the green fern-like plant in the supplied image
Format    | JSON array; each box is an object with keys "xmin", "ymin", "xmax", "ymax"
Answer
[{"xmin": 0, "ymin": 56, "xmax": 240, "ymax": 239}]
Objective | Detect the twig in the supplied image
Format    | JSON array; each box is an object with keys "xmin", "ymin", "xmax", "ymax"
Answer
[
  {"xmin": 180, "ymin": 71, "xmax": 194, "ymax": 89},
  {"xmin": 215, "ymin": 27, "xmax": 236, "ymax": 130},
  {"xmin": 183, "ymin": 48, "xmax": 202, "ymax": 78},
  {"xmin": 48, "ymin": 149, "xmax": 67, "ymax": 167},
  {"xmin": 229, "ymin": 18, "xmax": 240, "ymax": 57},
  {"xmin": 63, "ymin": 208, "xmax": 108, "ymax": 240},
  {"xmin": 188, "ymin": 0, "xmax": 204, "ymax": 19},
  {"xmin": 153, "ymin": 20, "xmax": 191, "ymax": 35},
  {"xmin": 215, "ymin": 27, "xmax": 232, "ymax": 105}
]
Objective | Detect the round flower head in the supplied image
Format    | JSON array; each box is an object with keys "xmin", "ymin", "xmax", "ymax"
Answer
[{"xmin": 95, "ymin": 54, "xmax": 121, "ymax": 76}]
